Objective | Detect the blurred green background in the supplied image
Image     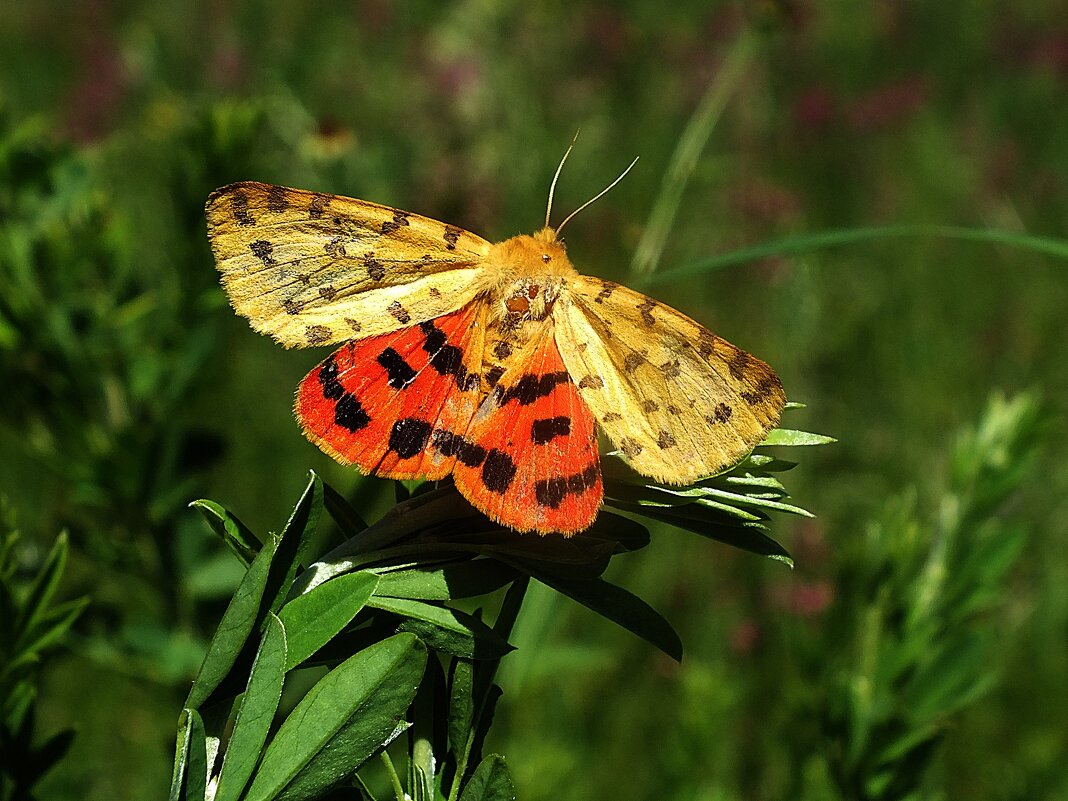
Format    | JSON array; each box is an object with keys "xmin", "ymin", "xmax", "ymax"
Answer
[{"xmin": 1, "ymin": 1, "xmax": 1066, "ymax": 799}]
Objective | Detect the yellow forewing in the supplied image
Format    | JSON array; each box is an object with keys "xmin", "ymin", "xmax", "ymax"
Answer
[
  {"xmin": 555, "ymin": 277, "xmax": 785, "ymax": 484},
  {"xmin": 206, "ymin": 182, "xmax": 492, "ymax": 347}
]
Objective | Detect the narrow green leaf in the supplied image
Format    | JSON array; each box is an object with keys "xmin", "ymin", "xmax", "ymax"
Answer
[
  {"xmin": 278, "ymin": 571, "xmax": 379, "ymax": 670},
  {"xmin": 190, "ymin": 499, "xmax": 261, "ymax": 565},
  {"xmin": 697, "ymin": 488, "xmax": 815, "ymax": 518},
  {"xmin": 170, "ymin": 708, "xmax": 207, "ymax": 801},
  {"xmin": 185, "ymin": 535, "xmax": 278, "ymax": 709},
  {"xmin": 183, "ymin": 709, "xmax": 208, "ymax": 801},
  {"xmin": 520, "ymin": 566, "xmax": 683, "ymax": 661},
  {"xmin": 15, "ymin": 596, "xmax": 88, "ymax": 657},
  {"xmin": 243, "ymin": 633, "xmax": 427, "ymax": 801},
  {"xmin": 14, "ymin": 531, "xmax": 68, "ymax": 641},
  {"xmin": 264, "ymin": 472, "xmax": 324, "ymax": 615},
  {"xmin": 760, "ymin": 428, "xmax": 837, "ymax": 447},
  {"xmin": 448, "ymin": 658, "xmax": 475, "ymax": 761},
  {"xmin": 368, "ymin": 597, "xmax": 513, "ymax": 659},
  {"xmin": 214, "ymin": 614, "xmax": 287, "ymax": 801},
  {"xmin": 644, "ymin": 224, "xmax": 1068, "ymax": 286},
  {"xmin": 375, "ymin": 561, "xmax": 519, "ymax": 602},
  {"xmin": 610, "ymin": 501, "xmax": 793, "ymax": 564},
  {"xmin": 169, "ymin": 709, "xmax": 193, "ymax": 801},
  {"xmin": 458, "ymin": 754, "xmax": 515, "ymax": 801}
]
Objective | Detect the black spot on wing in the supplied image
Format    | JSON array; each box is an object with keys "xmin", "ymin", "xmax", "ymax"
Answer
[
  {"xmin": 388, "ymin": 417, "xmax": 432, "ymax": 458},
  {"xmin": 495, "ymin": 371, "xmax": 571, "ymax": 406},
  {"xmin": 443, "ymin": 224, "xmax": 462, "ymax": 251},
  {"xmin": 531, "ymin": 416, "xmax": 571, "ymax": 445},
  {"xmin": 377, "ymin": 348, "xmax": 417, "ymax": 389},
  {"xmin": 381, "ymin": 210, "xmax": 411, "ymax": 235},
  {"xmin": 335, "ymin": 393, "xmax": 370, "ymax": 432},
  {"xmin": 249, "ymin": 240, "xmax": 275, "ymax": 265},
  {"xmin": 481, "ymin": 449, "xmax": 517, "ymax": 494},
  {"xmin": 266, "ymin": 185, "xmax": 289, "ymax": 213},
  {"xmin": 432, "ymin": 430, "xmax": 487, "ymax": 467},
  {"xmin": 420, "ymin": 320, "xmax": 480, "ymax": 392},
  {"xmin": 309, "ymin": 194, "xmax": 331, "ymax": 219},
  {"xmin": 364, "ymin": 253, "xmax": 386, "ymax": 281},
  {"xmin": 319, "ymin": 355, "xmax": 344, "ymax": 399},
  {"xmin": 306, "ymin": 325, "xmax": 331, "ymax": 344},
  {"xmin": 231, "ymin": 190, "xmax": 254, "ymax": 226},
  {"xmin": 534, "ymin": 463, "xmax": 600, "ymax": 509}
]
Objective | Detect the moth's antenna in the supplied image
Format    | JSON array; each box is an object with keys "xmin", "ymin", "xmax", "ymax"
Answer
[
  {"xmin": 555, "ymin": 156, "xmax": 639, "ymax": 237},
  {"xmin": 545, "ymin": 131, "xmax": 580, "ymax": 229}
]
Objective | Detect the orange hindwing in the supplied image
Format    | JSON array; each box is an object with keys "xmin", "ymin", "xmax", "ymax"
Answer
[
  {"xmin": 295, "ymin": 300, "xmax": 487, "ymax": 479},
  {"xmin": 452, "ymin": 328, "xmax": 602, "ymax": 534}
]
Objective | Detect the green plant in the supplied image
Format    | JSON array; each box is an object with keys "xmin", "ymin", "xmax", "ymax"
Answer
[
  {"xmin": 170, "ymin": 410, "xmax": 829, "ymax": 801},
  {"xmin": 0, "ymin": 502, "xmax": 88, "ymax": 801}
]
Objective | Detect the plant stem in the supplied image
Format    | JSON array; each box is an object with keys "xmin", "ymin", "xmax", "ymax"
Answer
[{"xmin": 380, "ymin": 751, "xmax": 405, "ymax": 801}]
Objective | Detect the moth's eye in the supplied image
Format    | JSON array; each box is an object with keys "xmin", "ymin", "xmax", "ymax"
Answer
[
  {"xmin": 506, "ymin": 296, "xmax": 530, "ymax": 313},
  {"xmin": 542, "ymin": 253, "xmax": 551, "ymax": 263}
]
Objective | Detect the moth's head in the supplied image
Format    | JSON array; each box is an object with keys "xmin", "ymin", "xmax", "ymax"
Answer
[{"xmin": 485, "ymin": 230, "xmax": 576, "ymax": 321}]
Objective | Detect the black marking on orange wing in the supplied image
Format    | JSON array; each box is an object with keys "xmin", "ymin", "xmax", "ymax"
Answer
[
  {"xmin": 534, "ymin": 463, "xmax": 600, "ymax": 509},
  {"xmin": 335, "ymin": 394, "xmax": 370, "ymax": 432},
  {"xmin": 249, "ymin": 240, "xmax": 275, "ymax": 265},
  {"xmin": 319, "ymin": 355, "xmax": 344, "ymax": 399},
  {"xmin": 481, "ymin": 449, "xmax": 517, "ymax": 493},
  {"xmin": 420, "ymin": 321, "xmax": 481, "ymax": 392},
  {"xmin": 267, "ymin": 185, "xmax": 289, "ymax": 213},
  {"xmin": 231, "ymin": 190, "xmax": 254, "ymax": 226},
  {"xmin": 432, "ymin": 430, "xmax": 488, "ymax": 467},
  {"xmin": 317, "ymin": 354, "xmax": 370, "ymax": 431},
  {"xmin": 388, "ymin": 418, "xmax": 433, "ymax": 458},
  {"xmin": 309, "ymin": 193, "xmax": 331, "ymax": 219},
  {"xmin": 381, "ymin": 210, "xmax": 410, "ymax": 235},
  {"xmin": 443, "ymin": 224, "xmax": 462, "ymax": 251},
  {"xmin": 377, "ymin": 348, "xmax": 417, "ymax": 389},
  {"xmin": 484, "ymin": 366, "xmax": 506, "ymax": 387},
  {"xmin": 495, "ymin": 371, "xmax": 571, "ymax": 406},
  {"xmin": 364, "ymin": 253, "xmax": 386, "ymax": 281},
  {"xmin": 531, "ymin": 416, "xmax": 571, "ymax": 445}
]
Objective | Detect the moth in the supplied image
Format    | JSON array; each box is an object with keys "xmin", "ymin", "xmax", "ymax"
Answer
[{"xmin": 206, "ymin": 153, "xmax": 785, "ymax": 535}]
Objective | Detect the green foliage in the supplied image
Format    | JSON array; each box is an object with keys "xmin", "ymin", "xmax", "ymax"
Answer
[
  {"xmin": 812, "ymin": 393, "xmax": 1044, "ymax": 800},
  {"xmin": 171, "ymin": 422, "xmax": 825, "ymax": 800},
  {"xmin": 0, "ymin": 505, "xmax": 87, "ymax": 801}
]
